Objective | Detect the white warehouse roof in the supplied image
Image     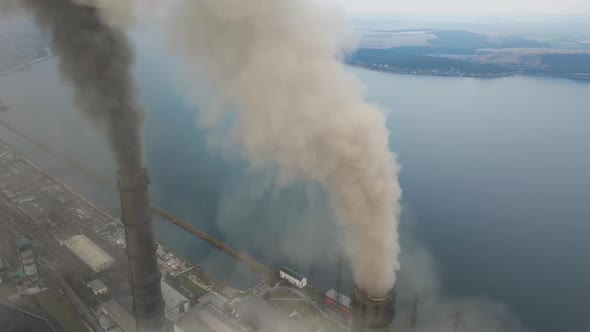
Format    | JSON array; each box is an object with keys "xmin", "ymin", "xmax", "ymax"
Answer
[
  {"xmin": 87, "ymin": 279, "xmax": 108, "ymax": 294},
  {"xmin": 326, "ymin": 289, "xmax": 352, "ymax": 308},
  {"xmin": 65, "ymin": 234, "xmax": 116, "ymax": 273}
]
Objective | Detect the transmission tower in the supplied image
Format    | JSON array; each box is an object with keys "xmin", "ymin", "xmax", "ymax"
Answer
[
  {"xmin": 449, "ymin": 310, "xmax": 465, "ymax": 332},
  {"xmin": 335, "ymin": 254, "xmax": 345, "ymax": 305},
  {"xmin": 407, "ymin": 294, "xmax": 420, "ymax": 331}
]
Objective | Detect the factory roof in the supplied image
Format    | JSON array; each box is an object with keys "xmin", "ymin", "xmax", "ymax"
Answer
[
  {"xmin": 102, "ymin": 299, "xmax": 137, "ymax": 332},
  {"xmin": 234, "ymin": 297, "xmax": 308, "ymax": 332},
  {"xmin": 161, "ymin": 280, "xmax": 189, "ymax": 309},
  {"xmin": 280, "ymin": 266, "xmax": 306, "ymax": 282},
  {"xmin": 325, "ymin": 289, "xmax": 352, "ymax": 308},
  {"xmin": 13, "ymin": 269, "xmax": 25, "ymax": 280},
  {"xmin": 64, "ymin": 234, "xmax": 115, "ymax": 272},
  {"xmin": 16, "ymin": 237, "xmax": 33, "ymax": 251},
  {"xmin": 198, "ymin": 292, "xmax": 226, "ymax": 309},
  {"xmin": 87, "ymin": 279, "xmax": 108, "ymax": 294},
  {"xmin": 175, "ymin": 304, "xmax": 241, "ymax": 332}
]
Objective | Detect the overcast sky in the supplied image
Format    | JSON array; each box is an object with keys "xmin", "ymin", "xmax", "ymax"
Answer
[{"xmin": 331, "ymin": 0, "xmax": 590, "ymax": 16}]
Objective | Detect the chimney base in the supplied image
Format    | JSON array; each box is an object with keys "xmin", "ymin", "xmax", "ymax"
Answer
[{"xmin": 352, "ymin": 286, "xmax": 395, "ymax": 331}]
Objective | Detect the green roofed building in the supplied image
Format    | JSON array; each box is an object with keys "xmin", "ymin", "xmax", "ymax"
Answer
[
  {"xmin": 16, "ymin": 237, "xmax": 39, "ymax": 281},
  {"xmin": 13, "ymin": 269, "xmax": 26, "ymax": 280},
  {"xmin": 16, "ymin": 237, "xmax": 33, "ymax": 251}
]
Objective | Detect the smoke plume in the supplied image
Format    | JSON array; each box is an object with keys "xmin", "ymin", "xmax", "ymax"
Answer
[
  {"xmin": 169, "ymin": 0, "xmax": 402, "ymax": 298},
  {"xmin": 12, "ymin": 0, "xmax": 143, "ymax": 174}
]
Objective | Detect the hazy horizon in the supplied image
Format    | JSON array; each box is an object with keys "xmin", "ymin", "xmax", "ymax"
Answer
[{"xmin": 330, "ymin": 0, "xmax": 590, "ymax": 16}]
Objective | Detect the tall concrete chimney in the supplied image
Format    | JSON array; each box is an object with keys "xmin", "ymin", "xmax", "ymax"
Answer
[
  {"xmin": 118, "ymin": 169, "xmax": 172, "ymax": 332},
  {"xmin": 352, "ymin": 285, "xmax": 396, "ymax": 332}
]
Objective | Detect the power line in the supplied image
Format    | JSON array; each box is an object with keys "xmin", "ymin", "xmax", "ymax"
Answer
[
  {"xmin": 335, "ymin": 253, "xmax": 345, "ymax": 305},
  {"xmin": 408, "ymin": 294, "xmax": 420, "ymax": 332}
]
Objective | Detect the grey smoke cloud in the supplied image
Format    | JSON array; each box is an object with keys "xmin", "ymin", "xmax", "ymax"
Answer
[
  {"xmin": 168, "ymin": 0, "xmax": 402, "ymax": 298},
  {"xmin": 0, "ymin": 0, "xmax": 20, "ymax": 17},
  {"xmin": 13, "ymin": 0, "xmax": 144, "ymax": 174}
]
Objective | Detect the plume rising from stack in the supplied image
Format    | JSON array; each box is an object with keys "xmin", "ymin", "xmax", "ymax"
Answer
[
  {"xmin": 169, "ymin": 0, "xmax": 402, "ymax": 301},
  {"xmin": 12, "ymin": 1, "xmax": 170, "ymax": 330},
  {"xmin": 19, "ymin": 0, "xmax": 141, "ymax": 173}
]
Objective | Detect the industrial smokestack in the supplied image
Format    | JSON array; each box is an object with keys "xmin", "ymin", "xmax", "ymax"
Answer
[
  {"xmin": 118, "ymin": 169, "xmax": 171, "ymax": 332},
  {"xmin": 9, "ymin": 1, "xmax": 171, "ymax": 331},
  {"xmin": 352, "ymin": 285, "xmax": 396, "ymax": 332}
]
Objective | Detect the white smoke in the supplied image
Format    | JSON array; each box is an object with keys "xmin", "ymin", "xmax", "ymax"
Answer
[{"xmin": 168, "ymin": 0, "xmax": 402, "ymax": 298}]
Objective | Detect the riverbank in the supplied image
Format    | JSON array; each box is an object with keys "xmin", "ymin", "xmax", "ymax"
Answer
[
  {"xmin": 348, "ymin": 62, "xmax": 590, "ymax": 81},
  {"xmin": 0, "ymin": 49, "xmax": 54, "ymax": 79}
]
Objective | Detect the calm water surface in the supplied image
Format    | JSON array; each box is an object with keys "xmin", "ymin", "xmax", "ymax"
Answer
[{"xmin": 0, "ymin": 35, "xmax": 589, "ymax": 332}]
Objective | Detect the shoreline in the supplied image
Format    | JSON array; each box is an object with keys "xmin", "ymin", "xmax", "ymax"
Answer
[
  {"xmin": 348, "ymin": 63, "xmax": 590, "ymax": 82},
  {"xmin": 0, "ymin": 49, "xmax": 55, "ymax": 79},
  {"xmin": 0, "ymin": 119, "xmax": 270, "ymax": 284}
]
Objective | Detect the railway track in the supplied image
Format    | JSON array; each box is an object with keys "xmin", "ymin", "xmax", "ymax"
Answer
[{"xmin": 0, "ymin": 119, "xmax": 274, "ymax": 277}]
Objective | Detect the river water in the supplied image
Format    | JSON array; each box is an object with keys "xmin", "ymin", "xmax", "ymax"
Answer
[{"xmin": 0, "ymin": 32, "xmax": 589, "ymax": 331}]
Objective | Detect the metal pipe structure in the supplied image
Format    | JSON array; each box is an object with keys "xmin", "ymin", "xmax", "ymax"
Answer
[
  {"xmin": 352, "ymin": 285, "xmax": 396, "ymax": 332},
  {"xmin": 118, "ymin": 169, "xmax": 172, "ymax": 332}
]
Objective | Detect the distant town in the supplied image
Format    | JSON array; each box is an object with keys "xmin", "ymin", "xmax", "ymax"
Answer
[
  {"xmin": 3, "ymin": 23, "xmax": 590, "ymax": 84},
  {"xmin": 348, "ymin": 29, "xmax": 590, "ymax": 80}
]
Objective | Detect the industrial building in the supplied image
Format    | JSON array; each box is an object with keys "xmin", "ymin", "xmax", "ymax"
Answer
[
  {"xmin": 103, "ymin": 298, "xmax": 241, "ymax": 332},
  {"xmin": 161, "ymin": 281, "xmax": 190, "ymax": 321},
  {"xmin": 102, "ymin": 299, "xmax": 137, "ymax": 332},
  {"xmin": 175, "ymin": 304, "xmax": 242, "ymax": 332},
  {"xmin": 198, "ymin": 292, "xmax": 227, "ymax": 309},
  {"xmin": 279, "ymin": 266, "xmax": 307, "ymax": 288},
  {"xmin": 16, "ymin": 237, "xmax": 39, "ymax": 280},
  {"xmin": 64, "ymin": 234, "xmax": 116, "ymax": 273},
  {"xmin": 234, "ymin": 297, "xmax": 308, "ymax": 332},
  {"xmin": 87, "ymin": 279, "xmax": 108, "ymax": 296},
  {"xmin": 325, "ymin": 289, "xmax": 352, "ymax": 316}
]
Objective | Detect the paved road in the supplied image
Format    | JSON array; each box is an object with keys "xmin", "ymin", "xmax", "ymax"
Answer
[
  {"xmin": 0, "ymin": 49, "xmax": 54, "ymax": 79},
  {"xmin": 266, "ymin": 286, "xmax": 350, "ymax": 330}
]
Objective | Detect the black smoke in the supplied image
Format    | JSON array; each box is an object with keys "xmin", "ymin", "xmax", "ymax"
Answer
[{"xmin": 19, "ymin": 0, "xmax": 144, "ymax": 173}]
